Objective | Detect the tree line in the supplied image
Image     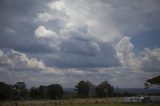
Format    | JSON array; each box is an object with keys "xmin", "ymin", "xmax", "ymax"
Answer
[
  {"xmin": 0, "ymin": 80, "xmax": 115, "ymax": 100},
  {"xmin": 0, "ymin": 82, "xmax": 63, "ymax": 100}
]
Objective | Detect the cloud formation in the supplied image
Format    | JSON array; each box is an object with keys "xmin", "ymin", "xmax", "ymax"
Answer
[
  {"xmin": 35, "ymin": 26, "xmax": 57, "ymax": 38},
  {"xmin": 0, "ymin": 0, "xmax": 160, "ymax": 88}
]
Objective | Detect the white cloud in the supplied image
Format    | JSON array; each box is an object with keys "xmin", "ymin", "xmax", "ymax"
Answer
[
  {"xmin": 115, "ymin": 36, "xmax": 160, "ymax": 73},
  {"xmin": 34, "ymin": 0, "xmax": 160, "ymax": 50},
  {"xmin": 66, "ymin": 68, "xmax": 86, "ymax": 75},
  {"xmin": 0, "ymin": 49, "xmax": 65, "ymax": 76},
  {"xmin": 37, "ymin": 12, "xmax": 55, "ymax": 22},
  {"xmin": 139, "ymin": 48, "xmax": 160, "ymax": 72},
  {"xmin": 43, "ymin": 0, "xmax": 160, "ymax": 43},
  {"xmin": 41, "ymin": 67, "xmax": 64, "ymax": 75},
  {"xmin": 113, "ymin": 37, "xmax": 160, "ymax": 87},
  {"xmin": 115, "ymin": 36, "xmax": 140, "ymax": 69},
  {"xmin": 35, "ymin": 26, "xmax": 57, "ymax": 38},
  {"xmin": 0, "ymin": 50, "xmax": 14, "ymax": 67},
  {"xmin": 44, "ymin": 0, "xmax": 122, "ymax": 43},
  {"xmin": 48, "ymin": 0, "xmax": 65, "ymax": 11},
  {"xmin": 0, "ymin": 47, "xmax": 159, "ymax": 88},
  {"xmin": 0, "ymin": 49, "xmax": 45, "ymax": 70}
]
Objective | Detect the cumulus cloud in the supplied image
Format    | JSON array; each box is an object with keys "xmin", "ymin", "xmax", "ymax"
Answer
[
  {"xmin": 37, "ymin": 12, "xmax": 55, "ymax": 22},
  {"xmin": 40, "ymin": 0, "xmax": 160, "ymax": 43},
  {"xmin": 115, "ymin": 36, "xmax": 140, "ymax": 69},
  {"xmin": 33, "ymin": 0, "xmax": 160, "ymax": 87},
  {"xmin": 0, "ymin": 49, "xmax": 65, "ymax": 76},
  {"xmin": 115, "ymin": 36, "xmax": 160, "ymax": 73},
  {"xmin": 0, "ymin": 49, "xmax": 45, "ymax": 70},
  {"xmin": 0, "ymin": 49, "xmax": 93, "ymax": 87},
  {"xmin": 35, "ymin": 26, "xmax": 57, "ymax": 38},
  {"xmin": 35, "ymin": 0, "xmax": 122, "ymax": 43},
  {"xmin": 0, "ymin": 0, "xmax": 160, "ymax": 88},
  {"xmin": 139, "ymin": 48, "xmax": 160, "ymax": 72},
  {"xmin": 0, "ymin": 50, "xmax": 13, "ymax": 67},
  {"xmin": 48, "ymin": 0, "xmax": 65, "ymax": 11}
]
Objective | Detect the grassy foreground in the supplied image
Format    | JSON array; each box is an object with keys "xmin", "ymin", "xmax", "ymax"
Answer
[
  {"xmin": 1, "ymin": 98, "xmax": 160, "ymax": 106},
  {"xmin": 0, "ymin": 102, "xmax": 160, "ymax": 106},
  {"xmin": 64, "ymin": 103, "xmax": 160, "ymax": 106}
]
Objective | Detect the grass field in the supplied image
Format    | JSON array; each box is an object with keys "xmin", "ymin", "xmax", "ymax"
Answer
[
  {"xmin": 0, "ymin": 98, "xmax": 160, "ymax": 106},
  {"xmin": 64, "ymin": 104, "xmax": 160, "ymax": 106},
  {"xmin": 1, "ymin": 103, "xmax": 160, "ymax": 106}
]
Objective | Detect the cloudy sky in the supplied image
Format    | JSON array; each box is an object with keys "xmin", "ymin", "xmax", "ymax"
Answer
[{"xmin": 0, "ymin": 0, "xmax": 160, "ymax": 88}]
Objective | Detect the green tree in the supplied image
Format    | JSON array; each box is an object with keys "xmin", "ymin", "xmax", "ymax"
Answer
[
  {"xmin": 14, "ymin": 82, "xmax": 28, "ymax": 100},
  {"xmin": 47, "ymin": 84, "xmax": 64, "ymax": 99},
  {"xmin": 145, "ymin": 76, "xmax": 160, "ymax": 88},
  {"xmin": 75, "ymin": 80, "xmax": 92, "ymax": 98},
  {"xmin": 38, "ymin": 85, "xmax": 48, "ymax": 99},
  {"xmin": 29, "ymin": 87, "xmax": 39, "ymax": 99},
  {"xmin": 0, "ymin": 82, "xmax": 14, "ymax": 100},
  {"xmin": 95, "ymin": 81, "xmax": 114, "ymax": 98}
]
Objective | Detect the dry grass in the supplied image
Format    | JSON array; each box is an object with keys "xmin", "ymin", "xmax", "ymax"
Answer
[{"xmin": 0, "ymin": 98, "xmax": 159, "ymax": 106}]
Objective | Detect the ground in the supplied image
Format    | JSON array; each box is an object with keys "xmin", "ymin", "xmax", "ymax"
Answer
[
  {"xmin": 0, "ymin": 98, "xmax": 160, "ymax": 106},
  {"xmin": 0, "ymin": 102, "xmax": 160, "ymax": 106},
  {"xmin": 64, "ymin": 103, "xmax": 160, "ymax": 106}
]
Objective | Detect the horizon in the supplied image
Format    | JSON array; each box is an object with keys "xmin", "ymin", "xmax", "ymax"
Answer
[{"xmin": 0, "ymin": 0, "xmax": 160, "ymax": 88}]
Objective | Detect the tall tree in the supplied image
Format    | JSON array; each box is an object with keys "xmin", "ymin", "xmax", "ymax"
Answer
[
  {"xmin": 95, "ymin": 81, "xmax": 114, "ymax": 98},
  {"xmin": 38, "ymin": 85, "xmax": 48, "ymax": 99},
  {"xmin": 14, "ymin": 82, "xmax": 28, "ymax": 100},
  {"xmin": 47, "ymin": 84, "xmax": 64, "ymax": 99},
  {"xmin": 0, "ymin": 82, "xmax": 14, "ymax": 100},
  {"xmin": 29, "ymin": 87, "xmax": 39, "ymax": 99},
  {"xmin": 75, "ymin": 80, "xmax": 92, "ymax": 98}
]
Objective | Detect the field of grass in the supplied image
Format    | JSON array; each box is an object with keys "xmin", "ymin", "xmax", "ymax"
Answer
[
  {"xmin": 0, "ymin": 98, "xmax": 160, "ymax": 106},
  {"xmin": 64, "ymin": 104, "xmax": 160, "ymax": 106},
  {"xmin": 1, "ymin": 102, "xmax": 160, "ymax": 106}
]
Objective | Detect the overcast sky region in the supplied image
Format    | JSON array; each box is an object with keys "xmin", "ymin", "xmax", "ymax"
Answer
[{"xmin": 0, "ymin": 0, "xmax": 160, "ymax": 88}]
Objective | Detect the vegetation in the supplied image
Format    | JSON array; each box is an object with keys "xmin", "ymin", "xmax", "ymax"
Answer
[
  {"xmin": 63, "ymin": 104, "xmax": 159, "ymax": 106},
  {"xmin": 0, "ymin": 82, "xmax": 64, "ymax": 100},
  {"xmin": 0, "ymin": 82, "xmax": 14, "ymax": 100},
  {"xmin": 0, "ymin": 79, "xmax": 149, "ymax": 100},
  {"xmin": 74, "ymin": 80, "xmax": 115, "ymax": 98},
  {"xmin": 14, "ymin": 82, "xmax": 28, "ymax": 100},
  {"xmin": 47, "ymin": 84, "xmax": 64, "ymax": 99},
  {"xmin": 145, "ymin": 75, "xmax": 160, "ymax": 88},
  {"xmin": 95, "ymin": 81, "xmax": 114, "ymax": 97},
  {"xmin": 147, "ymin": 76, "xmax": 160, "ymax": 85},
  {"xmin": 0, "ymin": 101, "xmax": 155, "ymax": 106},
  {"xmin": 75, "ymin": 81, "xmax": 92, "ymax": 98}
]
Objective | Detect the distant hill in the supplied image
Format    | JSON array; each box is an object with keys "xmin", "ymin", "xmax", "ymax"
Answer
[
  {"xmin": 64, "ymin": 88, "xmax": 160, "ymax": 94},
  {"xmin": 117, "ymin": 88, "xmax": 160, "ymax": 94},
  {"xmin": 64, "ymin": 88, "xmax": 76, "ymax": 93}
]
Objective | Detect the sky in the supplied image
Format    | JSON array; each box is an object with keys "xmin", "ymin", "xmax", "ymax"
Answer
[{"xmin": 0, "ymin": 0, "xmax": 160, "ymax": 88}]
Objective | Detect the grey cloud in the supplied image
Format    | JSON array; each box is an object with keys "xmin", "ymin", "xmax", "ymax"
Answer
[
  {"xmin": 60, "ymin": 35, "xmax": 100, "ymax": 56},
  {"xmin": 46, "ymin": 36, "xmax": 120, "ymax": 68},
  {"xmin": 103, "ymin": 0, "xmax": 160, "ymax": 35}
]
